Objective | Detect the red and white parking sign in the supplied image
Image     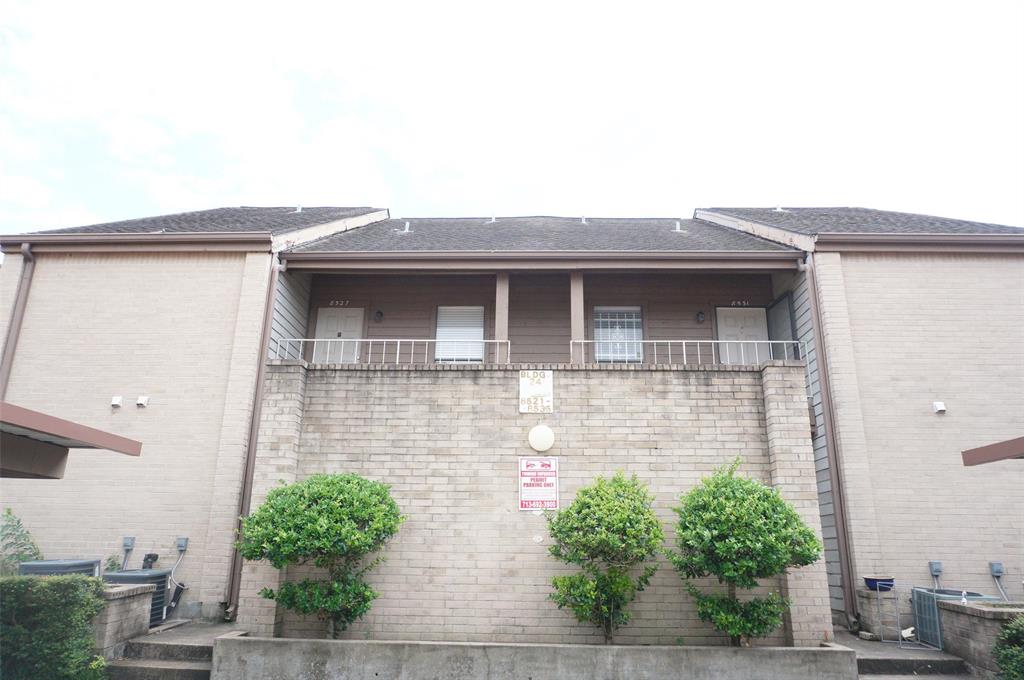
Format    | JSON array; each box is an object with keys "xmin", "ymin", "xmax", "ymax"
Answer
[{"xmin": 519, "ymin": 457, "xmax": 558, "ymax": 510}]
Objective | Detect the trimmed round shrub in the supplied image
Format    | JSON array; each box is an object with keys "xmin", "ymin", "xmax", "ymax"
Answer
[
  {"xmin": 547, "ymin": 472, "xmax": 664, "ymax": 643},
  {"xmin": 0, "ymin": 575, "xmax": 106, "ymax": 679},
  {"xmin": 238, "ymin": 473, "xmax": 403, "ymax": 637},
  {"xmin": 995, "ymin": 614, "xmax": 1024, "ymax": 680},
  {"xmin": 668, "ymin": 460, "xmax": 821, "ymax": 645}
]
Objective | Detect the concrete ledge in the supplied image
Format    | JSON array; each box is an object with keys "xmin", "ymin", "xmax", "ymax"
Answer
[
  {"xmin": 212, "ymin": 637, "xmax": 857, "ymax": 680},
  {"xmin": 102, "ymin": 583, "xmax": 156, "ymax": 601},
  {"xmin": 938, "ymin": 599, "xmax": 1024, "ymax": 620}
]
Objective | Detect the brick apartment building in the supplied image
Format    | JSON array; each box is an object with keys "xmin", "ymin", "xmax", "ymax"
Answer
[{"xmin": 0, "ymin": 206, "xmax": 1020, "ymax": 646}]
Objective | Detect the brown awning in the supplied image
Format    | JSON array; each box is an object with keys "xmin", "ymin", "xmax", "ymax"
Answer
[
  {"xmin": 0, "ymin": 402, "xmax": 142, "ymax": 479},
  {"xmin": 961, "ymin": 436, "xmax": 1024, "ymax": 467}
]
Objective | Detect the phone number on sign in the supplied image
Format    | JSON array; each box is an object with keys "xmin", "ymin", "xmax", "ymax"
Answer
[{"xmin": 519, "ymin": 500, "xmax": 557, "ymax": 509}]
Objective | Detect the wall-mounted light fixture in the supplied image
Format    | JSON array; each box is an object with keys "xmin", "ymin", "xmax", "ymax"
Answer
[
  {"xmin": 110, "ymin": 396, "xmax": 123, "ymax": 408},
  {"xmin": 528, "ymin": 424, "xmax": 555, "ymax": 452},
  {"xmin": 136, "ymin": 396, "xmax": 150, "ymax": 408},
  {"xmin": 932, "ymin": 401, "xmax": 947, "ymax": 414},
  {"xmin": 695, "ymin": 311, "xmax": 706, "ymax": 323},
  {"xmin": 374, "ymin": 310, "xmax": 384, "ymax": 322}
]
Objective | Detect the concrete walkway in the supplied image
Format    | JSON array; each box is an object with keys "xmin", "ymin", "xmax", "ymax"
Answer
[
  {"xmin": 138, "ymin": 620, "xmax": 243, "ymax": 646},
  {"xmin": 835, "ymin": 629, "xmax": 969, "ymax": 676}
]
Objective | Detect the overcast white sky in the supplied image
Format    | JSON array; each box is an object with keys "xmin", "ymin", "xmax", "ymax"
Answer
[{"xmin": 1, "ymin": 0, "xmax": 1022, "ymax": 234}]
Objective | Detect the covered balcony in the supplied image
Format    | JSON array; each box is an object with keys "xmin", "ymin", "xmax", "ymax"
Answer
[
  {"xmin": 268, "ymin": 216, "xmax": 807, "ymax": 368},
  {"xmin": 269, "ymin": 271, "xmax": 804, "ymax": 367}
]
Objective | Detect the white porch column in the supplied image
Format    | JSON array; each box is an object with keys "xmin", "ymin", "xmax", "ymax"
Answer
[
  {"xmin": 570, "ymin": 272, "xmax": 585, "ymax": 363},
  {"xmin": 494, "ymin": 273, "xmax": 509, "ymax": 362}
]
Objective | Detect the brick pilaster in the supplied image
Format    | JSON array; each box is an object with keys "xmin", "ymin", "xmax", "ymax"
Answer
[
  {"xmin": 812, "ymin": 253, "xmax": 882, "ymax": 582},
  {"xmin": 235, "ymin": 361, "xmax": 307, "ymax": 636},
  {"xmin": 199, "ymin": 252, "xmax": 273, "ymax": 616},
  {"xmin": 761, "ymin": 361, "xmax": 834, "ymax": 646}
]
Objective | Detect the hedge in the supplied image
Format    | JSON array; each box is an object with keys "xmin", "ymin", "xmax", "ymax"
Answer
[
  {"xmin": 0, "ymin": 575, "xmax": 107, "ymax": 679},
  {"xmin": 995, "ymin": 614, "xmax": 1024, "ymax": 680}
]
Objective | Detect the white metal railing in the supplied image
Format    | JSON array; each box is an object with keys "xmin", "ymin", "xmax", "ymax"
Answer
[
  {"xmin": 271, "ymin": 338, "xmax": 512, "ymax": 365},
  {"xmin": 569, "ymin": 340, "xmax": 805, "ymax": 365},
  {"xmin": 271, "ymin": 338, "xmax": 802, "ymax": 366}
]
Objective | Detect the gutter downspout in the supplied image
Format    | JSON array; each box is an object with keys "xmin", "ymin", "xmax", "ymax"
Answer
[
  {"xmin": 805, "ymin": 252, "xmax": 858, "ymax": 627},
  {"xmin": 224, "ymin": 255, "xmax": 281, "ymax": 619},
  {"xmin": 0, "ymin": 244, "xmax": 36, "ymax": 400}
]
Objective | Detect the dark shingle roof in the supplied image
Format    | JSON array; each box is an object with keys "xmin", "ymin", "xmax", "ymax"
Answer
[
  {"xmin": 33, "ymin": 206, "xmax": 382, "ymax": 236},
  {"xmin": 701, "ymin": 207, "xmax": 1023, "ymax": 236},
  {"xmin": 289, "ymin": 217, "xmax": 795, "ymax": 253}
]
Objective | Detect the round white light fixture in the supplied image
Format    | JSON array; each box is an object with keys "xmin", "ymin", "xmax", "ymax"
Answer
[{"xmin": 528, "ymin": 424, "xmax": 555, "ymax": 452}]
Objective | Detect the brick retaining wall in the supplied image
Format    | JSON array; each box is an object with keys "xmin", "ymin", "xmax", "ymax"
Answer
[{"xmin": 238, "ymin": 361, "xmax": 831, "ymax": 646}]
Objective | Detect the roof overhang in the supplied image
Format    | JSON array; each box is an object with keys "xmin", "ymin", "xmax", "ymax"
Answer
[
  {"xmin": 279, "ymin": 249, "xmax": 804, "ymax": 272},
  {"xmin": 961, "ymin": 436, "xmax": 1024, "ymax": 467},
  {"xmin": 0, "ymin": 232, "xmax": 274, "ymax": 254},
  {"xmin": 0, "ymin": 402, "xmax": 142, "ymax": 479}
]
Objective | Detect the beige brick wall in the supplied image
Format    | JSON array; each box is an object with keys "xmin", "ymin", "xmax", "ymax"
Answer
[
  {"xmin": 820, "ymin": 252, "xmax": 1024, "ymax": 599},
  {"xmin": 240, "ymin": 361, "xmax": 831, "ymax": 646},
  {"xmin": 236, "ymin": 363, "xmax": 306, "ymax": 634},
  {"xmin": 812, "ymin": 253, "xmax": 884, "ymax": 584},
  {"xmin": 761, "ymin": 363, "xmax": 833, "ymax": 645},
  {"xmin": 94, "ymin": 583, "xmax": 155, "ymax": 659},
  {"xmin": 0, "ymin": 251, "xmax": 271, "ymax": 618},
  {"xmin": 0, "ymin": 253, "xmax": 27, "ymax": 360},
  {"xmin": 199, "ymin": 252, "xmax": 275, "ymax": 613}
]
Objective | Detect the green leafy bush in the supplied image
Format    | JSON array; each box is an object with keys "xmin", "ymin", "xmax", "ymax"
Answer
[
  {"xmin": 238, "ymin": 473, "xmax": 403, "ymax": 637},
  {"xmin": 547, "ymin": 472, "xmax": 664, "ymax": 643},
  {"xmin": 0, "ymin": 575, "xmax": 106, "ymax": 679},
  {"xmin": 668, "ymin": 460, "xmax": 821, "ymax": 645},
  {"xmin": 1, "ymin": 508, "xmax": 43, "ymax": 575},
  {"xmin": 994, "ymin": 614, "xmax": 1024, "ymax": 680}
]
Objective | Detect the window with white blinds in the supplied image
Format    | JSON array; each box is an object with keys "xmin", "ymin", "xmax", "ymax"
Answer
[
  {"xmin": 435, "ymin": 306, "xmax": 485, "ymax": 362},
  {"xmin": 594, "ymin": 306, "xmax": 643, "ymax": 362}
]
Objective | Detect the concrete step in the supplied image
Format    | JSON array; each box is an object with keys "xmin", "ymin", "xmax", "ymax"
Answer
[
  {"xmin": 107, "ymin": 658, "xmax": 211, "ymax": 680},
  {"xmin": 125, "ymin": 639, "xmax": 213, "ymax": 662},
  {"xmin": 857, "ymin": 656, "xmax": 969, "ymax": 675}
]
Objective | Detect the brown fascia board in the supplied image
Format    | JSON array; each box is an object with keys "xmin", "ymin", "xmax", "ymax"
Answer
[
  {"xmin": 0, "ymin": 401, "xmax": 142, "ymax": 456},
  {"xmin": 280, "ymin": 250, "xmax": 804, "ymax": 271},
  {"xmin": 961, "ymin": 436, "xmax": 1024, "ymax": 467},
  {"xmin": 813, "ymin": 232, "xmax": 1024, "ymax": 253},
  {"xmin": 0, "ymin": 232, "xmax": 274, "ymax": 254}
]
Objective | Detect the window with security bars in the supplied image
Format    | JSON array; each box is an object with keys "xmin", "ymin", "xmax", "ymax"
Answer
[{"xmin": 593, "ymin": 306, "xmax": 643, "ymax": 362}]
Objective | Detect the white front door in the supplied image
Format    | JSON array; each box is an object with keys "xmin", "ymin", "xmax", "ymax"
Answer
[
  {"xmin": 716, "ymin": 307, "xmax": 769, "ymax": 364},
  {"xmin": 313, "ymin": 307, "xmax": 364, "ymax": 363}
]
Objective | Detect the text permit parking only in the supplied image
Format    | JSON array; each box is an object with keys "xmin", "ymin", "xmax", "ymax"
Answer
[{"xmin": 519, "ymin": 456, "xmax": 558, "ymax": 510}]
